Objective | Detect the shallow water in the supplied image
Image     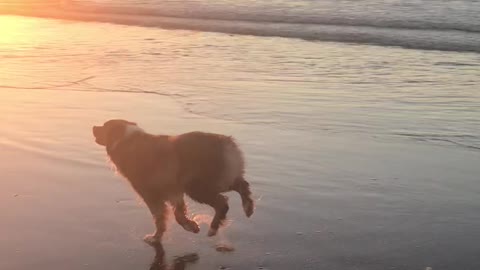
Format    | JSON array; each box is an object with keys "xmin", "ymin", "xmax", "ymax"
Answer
[
  {"xmin": 1, "ymin": 15, "xmax": 480, "ymax": 270},
  {"xmin": 1, "ymin": 16, "xmax": 479, "ymax": 150}
]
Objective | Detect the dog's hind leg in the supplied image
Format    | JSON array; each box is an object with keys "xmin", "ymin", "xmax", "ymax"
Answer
[
  {"xmin": 232, "ymin": 176, "xmax": 254, "ymax": 218},
  {"xmin": 144, "ymin": 199, "xmax": 168, "ymax": 246},
  {"xmin": 204, "ymin": 194, "xmax": 230, "ymax": 237},
  {"xmin": 170, "ymin": 195, "xmax": 200, "ymax": 234}
]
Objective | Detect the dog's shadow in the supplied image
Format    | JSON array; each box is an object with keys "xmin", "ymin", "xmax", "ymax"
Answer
[{"xmin": 148, "ymin": 243, "xmax": 199, "ymax": 270}]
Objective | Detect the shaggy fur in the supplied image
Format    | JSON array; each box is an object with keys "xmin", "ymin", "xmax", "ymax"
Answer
[{"xmin": 92, "ymin": 119, "xmax": 254, "ymax": 245}]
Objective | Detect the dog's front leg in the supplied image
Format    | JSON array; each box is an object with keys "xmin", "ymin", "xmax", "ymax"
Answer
[{"xmin": 144, "ymin": 199, "xmax": 167, "ymax": 246}]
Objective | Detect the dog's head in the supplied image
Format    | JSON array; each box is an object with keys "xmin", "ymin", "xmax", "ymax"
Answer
[{"xmin": 92, "ymin": 119, "xmax": 140, "ymax": 149}]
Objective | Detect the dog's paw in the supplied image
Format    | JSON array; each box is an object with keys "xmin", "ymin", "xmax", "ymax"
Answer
[
  {"xmin": 182, "ymin": 220, "xmax": 200, "ymax": 234},
  {"xmin": 143, "ymin": 234, "xmax": 161, "ymax": 246},
  {"xmin": 243, "ymin": 200, "xmax": 254, "ymax": 218},
  {"xmin": 207, "ymin": 227, "xmax": 218, "ymax": 237}
]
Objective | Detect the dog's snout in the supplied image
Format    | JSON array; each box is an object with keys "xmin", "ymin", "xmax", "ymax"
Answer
[{"xmin": 93, "ymin": 126, "xmax": 100, "ymax": 136}]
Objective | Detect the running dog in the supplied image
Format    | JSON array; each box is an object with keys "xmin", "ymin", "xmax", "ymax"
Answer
[{"xmin": 92, "ymin": 119, "xmax": 254, "ymax": 245}]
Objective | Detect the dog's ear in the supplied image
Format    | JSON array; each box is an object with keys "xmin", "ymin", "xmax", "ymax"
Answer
[{"xmin": 105, "ymin": 123, "xmax": 127, "ymax": 149}]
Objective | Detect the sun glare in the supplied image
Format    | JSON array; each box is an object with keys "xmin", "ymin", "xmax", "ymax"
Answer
[
  {"xmin": 0, "ymin": 16, "xmax": 28, "ymax": 44},
  {"xmin": 0, "ymin": 0, "xmax": 58, "ymax": 45}
]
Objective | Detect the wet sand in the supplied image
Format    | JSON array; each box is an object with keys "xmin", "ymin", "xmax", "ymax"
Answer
[{"xmin": 1, "ymin": 89, "xmax": 480, "ymax": 270}]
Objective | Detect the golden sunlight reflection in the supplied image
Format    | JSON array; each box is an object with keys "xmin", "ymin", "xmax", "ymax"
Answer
[
  {"xmin": 0, "ymin": 16, "xmax": 28, "ymax": 45},
  {"xmin": 192, "ymin": 214, "xmax": 213, "ymax": 226}
]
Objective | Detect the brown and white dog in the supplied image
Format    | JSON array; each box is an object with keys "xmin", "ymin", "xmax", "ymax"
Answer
[{"xmin": 92, "ymin": 119, "xmax": 254, "ymax": 245}]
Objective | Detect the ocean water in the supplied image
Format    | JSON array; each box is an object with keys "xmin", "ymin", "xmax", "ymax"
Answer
[
  {"xmin": 3, "ymin": 0, "xmax": 480, "ymax": 52},
  {"xmin": 68, "ymin": 0, "xmax": 480, "ymax": 53},
  {"xmin": 77, "ymin": 0, "xmax": 480, "ymax": 33},
  {"xmin": 1, "ymin": 1, "xmax": 480, "ymax": 269}
]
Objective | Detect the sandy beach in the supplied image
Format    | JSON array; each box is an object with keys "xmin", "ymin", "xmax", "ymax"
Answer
[{"xmin": 1, "ymin": 12, "xmax": 480, "ymax": 270}]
